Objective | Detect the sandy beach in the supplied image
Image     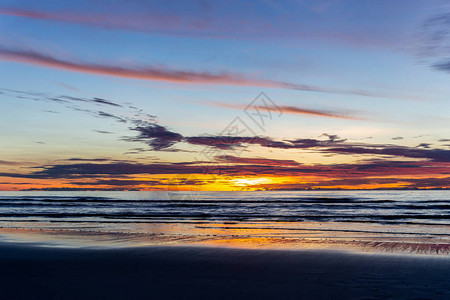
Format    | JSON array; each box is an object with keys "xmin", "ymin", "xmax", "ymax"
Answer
[{"xmin": 1, "ymin": 241, "xmax": 450, "ymax": 299}]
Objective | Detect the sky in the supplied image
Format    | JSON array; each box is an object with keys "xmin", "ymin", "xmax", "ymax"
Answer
[{"xmin": 0, "ymin": 0, "xmax": 449, "ymax": 191}]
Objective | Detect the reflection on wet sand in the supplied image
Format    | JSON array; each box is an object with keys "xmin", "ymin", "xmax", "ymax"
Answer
[{"xmin": 1, "ymin": 220, "xmax": 450, "ymax": 255}]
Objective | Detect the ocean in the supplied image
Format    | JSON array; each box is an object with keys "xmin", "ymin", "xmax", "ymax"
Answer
[{"xmin": 0, "ymin": 190, "xmax": 449, "ymax": 252}]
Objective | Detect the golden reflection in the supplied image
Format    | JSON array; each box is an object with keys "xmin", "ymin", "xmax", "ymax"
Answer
[{"xmin": 3, "ymin": 221, "xmax": 450, "ymax": 255}]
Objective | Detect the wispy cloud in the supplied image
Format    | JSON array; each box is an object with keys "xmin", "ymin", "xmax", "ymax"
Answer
[
  {"xmin": 278, "ymin": 105, "xmax": 362, "ymax": 120},
  {"xmin": 418, "ymin": 10, "xmax": 450, "ymax": 74},
  {"xmin": 0, "ymin": 47, "xmax": 392, "ymax": 97},
  {"xmin": 0, "ymin": 6, "xmax": 189, "ymax": 36},
  {"xmin": 0, "ymin": 3, "xmax": 406, "ymax": 49},
  {"xmin": 4, "ymin": 87, "xmax": 448, "ymax": 163},
  {"xmin": 209, "ymin": 101, "xmax": 364, "ymax": 120},
  {"xmin": 0, "ymin": 48, "xmax": 293, "ymax": 88}
]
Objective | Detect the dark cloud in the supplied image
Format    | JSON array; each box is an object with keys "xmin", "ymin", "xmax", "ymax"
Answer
[
  {"xmin": 183, "ymin": 135, "xmax": 344, "ymax": 150},
  {"xmin": 161, "ymin": 128, "xmax": 450, "ymax": 162},
  {"xmin": 216, "ymin": 155, "xmax": 301, "ymax": 166},
  {"xmin": 417, "ymin": 143, "xmax": 432, "ymax": 149},
  {"xmin": 1, "ymin": 88, "xmax": 124, "ymax": 112},
  {"xmin": 432, "ymin": 61, "xmax": 450, "ymax": 72},
  {"xmin": 3, "ymin": 87, "xmax": 450, "ymax": 163},
  {"xmin": 92, "ymin": 130, "xmax": 114, "ymax": 134},
  {"xmin": 97, "ymin": 111, "xmax": 127, "ymax": 123},
  {"xmin": 127, "ymin": 124, "xmax": 184, "ymax": 151},
  {"xmin": 71, "ymin": 179, "xmax": 163, "ymax": 186},
  {"xmin": 404, "ymin": 177, "xmax": 450, "ymax": 188},
  {"xmin": 183, "ymin": 132, "xmax": 450, "ymax": 162},
  {"xmin": 71, "ymin": 177, "xmax": 208, "ymax": 187},
  {"xmin": 419, "ymin": 11, "xmax": 450, "ymax": 74},
  {"xmin": 1, "ymin": 158, "xmax": 448, "ymax": 181},
  {"xmin": 184, "ymin": 136, "xmax": 259, "ymax": 150},
  {"xmin": 92, "ymin": 97, "xmax": 121, "ymax": 107},
  {"xmin": 392, "ymin": 137, "xmax": 404, "ymax": 140},
  {"xmin": 64, "ymin": 158, "xmax": 114, "ymax": 162},
  {"xmin": 56, "ymin": 96, "xmax": 122, "ymax": 107},
  {"xmin": 320, "ymin": 134, "xmax": 347, "ymax": 143},
  {"xmin": 324, "ymin": 145, "xmax": 450, "ymax": 162}
]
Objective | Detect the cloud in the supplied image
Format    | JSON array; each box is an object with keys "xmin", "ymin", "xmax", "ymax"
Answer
[
  {"xmin": 0, "ymin": 3, "xmax": 409, "ymax": 50},
  {"xmin": 97, "ymin": 111, "xmax": 127, "ymax": 123},
  {"xmin": 184, "ymin": 136, "xmax": 261, "ymax": 150},
  {"xmin": 275, "ymin": 105, "xmax": 362, "ymax": 120},
  {"xmin": 183, "ymin": 132, "xmax": 450, "ymax": 162},
  {"xmin": 92, "ymin": 130, "xmax": 113, "ymax": 134},
  {"xmin": 417, "ymin": 143, "xmax": 431, "ymax": 148},
  {"xmin": 183, "ymin": 132, "xmax": 339, "ymax": 150},
  {"xmin": 320, "ymin": 134, "xmax": 347, "ymax": 143},
  {"xmin": 418, "ymin": 11, "xmax": 450, "ymax": 74},
  {"xmin": 0, "ymin": 6, "xmax": 192, "ymax": 36},
  {"xmin": 123, "ymin": 121, "xmax": 450, "ymax": 162},
  {"xmin": 3, "ymin": 87, "xmax": 449, "ymax": 164},
  {"xmin": 324, "ymin": 145, "xmax": 450, "ymax": 162},
  {"xmin": 0, "ymin": 48, "xmax": 291, "ymax": 88},
  {"xmin": 126, "ymin": 124, "xmax": 184, "ymax": 151},
  {"xmin": 92, "ymin": 97, "xmax": 122, "ymax": 107},
  {"xmin": 0, "ymin": 48, "xmax": 393, "ymax": 97},
  {"xmin": 0, "ymin": 160, "xmax": 21, "ymax": 165},
  {"xmin": 70, "ymin": 177, "xmax": 208, "ymax": 187},
  {"xmin": 216, "ymin": 155, "xmax": 302, "ymax": 166},
  {"xmin": 182, "ymin": 134, "xmax": 345, "ymax": 151},
  {"xmin": 58, "ymin": 82, "xmax": 78, "ymax": 91},
  {"xmin": 1, "ymin": 159, "xmax": 448, "ymax": 182},
  {"xmin": 432, "ymin": 61, "xmax": 450, "ymax": 72},
  {"xmin": 63, "ymin": 158, "xmax": 118, "ymax": 162},
  {"xmin": 209, "ymin": 101, "xmax": 364, "ymax": 120},
  {"xmin": 71, "ymin": 179, "xmax": 164, "ymax": 186},
  {"xmin": 0, "ymin": 88, "xmax": 123, "ymax": 108}
]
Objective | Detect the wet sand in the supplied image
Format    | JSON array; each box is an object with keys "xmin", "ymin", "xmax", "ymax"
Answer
[
  {"xmin": 1, "ymin": 226, "xmax": 450, "ymax": 255},
  {"xmin": 1, "ymin": 242, "xmax": 450, "ymax": 299}
]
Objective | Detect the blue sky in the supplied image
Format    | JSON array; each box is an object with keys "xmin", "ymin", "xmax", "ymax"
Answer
[{"xmin": 0, "ymin": 0, "xmax": 449, "ymax": 190}]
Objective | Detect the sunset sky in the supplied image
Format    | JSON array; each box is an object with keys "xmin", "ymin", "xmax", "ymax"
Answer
[{"xmin": 1, "ymin": 0, "xmax": 449, "ymax": 191}]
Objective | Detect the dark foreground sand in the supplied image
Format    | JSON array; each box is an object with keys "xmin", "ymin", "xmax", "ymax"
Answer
[{"xmin": 1, "ymin": 243, "xmax": 450, "ymax": 300}]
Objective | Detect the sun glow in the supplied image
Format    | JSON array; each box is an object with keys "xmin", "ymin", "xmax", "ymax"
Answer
[{"xmin": 232, "ymin": 178, "xmax": 271, "ymax": 187}]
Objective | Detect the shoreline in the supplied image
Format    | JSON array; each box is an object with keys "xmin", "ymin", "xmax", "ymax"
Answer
[
  {"xmin": 1, "ymin": 225, "xmax": 450, "ymax": 256},
  {"xmin": 1, "ymin": 241, "xmax": 450, "ymax": 299}
]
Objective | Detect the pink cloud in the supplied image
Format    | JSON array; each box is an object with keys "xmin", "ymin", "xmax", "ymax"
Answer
[
  {"xmin": 208, "ymin": 101, "xmax": 363, "ymax": 120},
  {"xmin": 0, "ymin": 48, "xmax": 286, "ymax": 87}
]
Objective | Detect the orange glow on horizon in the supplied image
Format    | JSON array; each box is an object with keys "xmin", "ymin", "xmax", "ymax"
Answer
[{"xmin": 1, "ymin": 173, "xmax": 448, "ymax": 191}]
